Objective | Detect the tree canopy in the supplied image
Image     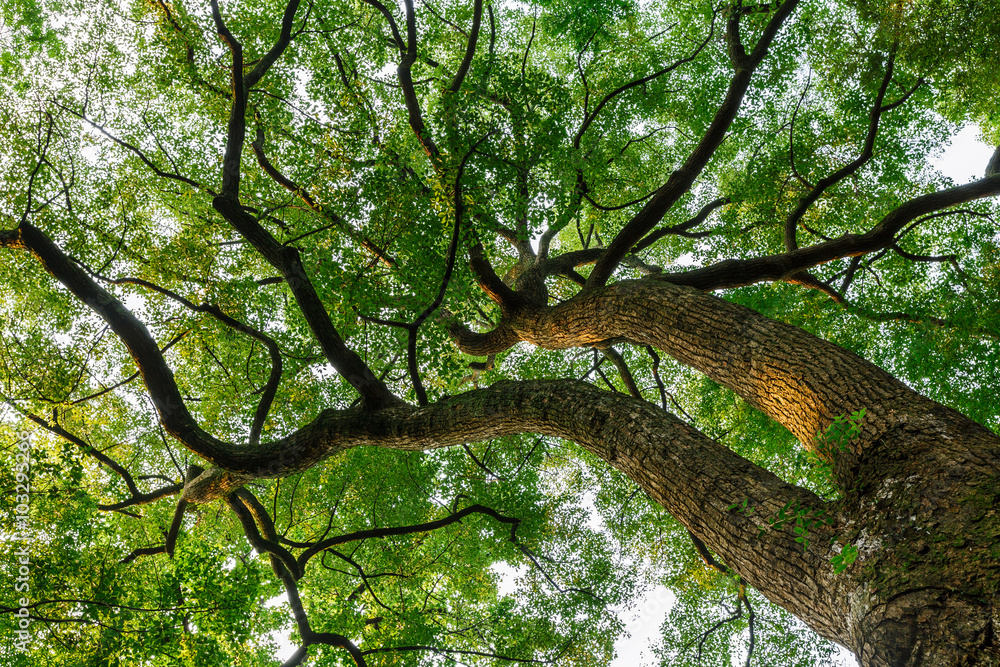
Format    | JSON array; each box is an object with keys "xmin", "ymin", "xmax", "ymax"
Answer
[{"xmin": 2, "ymin": 0, "xmax": 1000, "ymax": 665}]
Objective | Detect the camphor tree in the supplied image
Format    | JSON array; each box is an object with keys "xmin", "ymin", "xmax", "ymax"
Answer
[{"xmin": 1, "ymin": 0, "xmax": 1000, "ymax": 664}]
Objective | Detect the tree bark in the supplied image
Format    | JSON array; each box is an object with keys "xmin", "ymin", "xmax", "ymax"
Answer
[
  {"xmin": 188, "ymin": 279, "xmax": 1000, "ymax": 665},
  {"xmin": 7, "ymin": 221, "xmax": 999, "ymax": 664},
  {"xmin": 500, "ymin": 280, "xmax": 1000, "ymax": 666}
]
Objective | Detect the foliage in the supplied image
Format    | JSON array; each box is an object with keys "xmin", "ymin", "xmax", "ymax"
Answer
[{"xmin": 0, "ymin": 0, "xmax": 998, "ymax": 665}]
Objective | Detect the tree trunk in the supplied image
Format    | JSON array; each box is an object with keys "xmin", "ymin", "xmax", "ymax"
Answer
[
  {"xmin": 501, "ymin": 279, "xmax": 1000, "ymax": 666},
  {"xmin": 184, "ymin": 278, "xmax": 1000, "ymax": 664},
  {"xmin": 10, "ymin": 221, "xmax": 1000, "ymax": 664}
]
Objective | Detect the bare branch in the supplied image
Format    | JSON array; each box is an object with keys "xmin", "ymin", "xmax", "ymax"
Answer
[
  {"xmin": 633, "ymin": 197, "xmax": 729, "ymax": 252},
  {"xmin": 783, "ymin": 51, "xmax": 898, "ymax": 251},
  {"xmin": 572, "ymin": 20, "xmax": 715, "ymax": 150},
  {"xmin": 250, "ymin": 126, "xmax": 397, "ymax": 267},
  {"xmin": 586, "ymin": 0, "xmax": 799, "ymax": 288},
  {"xmin": 53, "ymin": 102, "xmax": 213, "ymax": 195}
]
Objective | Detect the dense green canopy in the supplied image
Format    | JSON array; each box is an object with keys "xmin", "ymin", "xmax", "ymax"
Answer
[{"xmin": 1, "ymin": 0, "xmax": 999, "ymax": 665}]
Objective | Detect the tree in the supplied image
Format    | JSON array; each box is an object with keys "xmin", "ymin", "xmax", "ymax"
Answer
[{"xmin": 1, "ymin": 0, "xmax": 1000, "ymax": 664}]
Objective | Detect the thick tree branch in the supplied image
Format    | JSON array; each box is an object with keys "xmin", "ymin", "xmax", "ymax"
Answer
[
  {"xmin": 4, "ymin": 221, "xmax": 400, "ymax": 477},
  {"xmin": 227, "ymin": 489, "xmax": 303, "ymax": 579},
  {"xmin": 211, "ymin": 198, "xmax": 397, "ymax": 408},
  {"xmin": 174, "ymin": 375, "xmax": 843, "ymax": 640},
  {"xmin": 243, "ymin": 0, "xmax": 303, "ymax": 89},
  {"xmin": 506, "ymin": 279, "xmax": 924, "ymax": 452},
  {"xmin": 211, "ymin": 0, "xmax": 303, "ymax": 198},
  {"xmin": 655, "ymin": 173, "xmax": 1000, "ymax": 292},
  {"xmin": 467, "ymin": 242, "xmax": 524, "ymax": 312},
  {"xmin": 448, "ymin": 0, "xmax": 482, "ymax": 95},
  {"xmin": 210, "ymin": 0, "xmax": 247, "ymax": 199},
  {"xmin": 102, "ymin": 275, "xmax": 283, "ymax": 446},
  {"xmin": 360, "ymin": 0, "xmax": 405, "ymax": 52},
  {"xmin": 449, "ymin": 320, "xmax": 522, "ymax": 356},
  {"xmin": 396, "ymin": 0, "xmax": 439, "ymax": 159}
]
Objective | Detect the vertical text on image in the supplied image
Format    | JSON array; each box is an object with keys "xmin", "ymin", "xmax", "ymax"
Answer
[{"xmin": 11, "ymin": 425, "xmax": 32, "ymax": 653}]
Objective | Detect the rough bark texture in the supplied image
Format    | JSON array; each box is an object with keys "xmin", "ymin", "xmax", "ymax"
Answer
[
  {"xmin": 505, "ymin": 281, "xmax": 1000, "ymax": 666},
  {"xmin": 8, "ymin": 219, "xmax": 1000, "ymax": 665},
  {"xmin": 503, "ymin": 280, "xmax": 1000, "ymax": 665},
  {"xmin": 186, "ymin": 279, "xmax": 1000, "ymax": 665}
]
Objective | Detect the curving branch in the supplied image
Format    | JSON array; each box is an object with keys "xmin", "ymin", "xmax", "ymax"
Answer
[
  {"xmin": 210, "ymin": 198, "xmax": 396, "ymax": 409},
  {"xmin": 392, "ymin": 0, "xmax": 440, "ymax": 159},
  {"xmin": 295, "ymin": 503, "xmax": 520, "ymax": 570},
  {"xmin": 360, "ymin": 643, "xmax": 564, "ymax": 664},
  {"xmin": 3, "ymin": 220, "xmax": 398, "ymax": 477},
  {"xmin": 244, "ymin": 0, "xmax": 305, "ymax": 90},
  {"xmin": 115, "ymin": 469, "xmax": 200, "ymax": 564},
  {"xmin": 586, "ymin": 0, "xmax": 800, "ymax": 288},
  {"xmin": 652, "ymin": 172, "xmax": 1000, "ymax": 292},
  {"xmin": 250, "ymin": 126, "xmax": 397, "ymax": 267},
  {"xmin": 167, "ymin": 372, "xmax": 845, "ymax": 643},
  {"xmin": 230, "ymin": 489, "xmax": 303, "ymax": 578},
  {"xmin": 632, "ymin": 197, "xmax": 729, "ymax": 252},
  {"xmin": 467, "ymin": 242, "xmax": 524, "ymax": 312},
  {"xmin": 150, "ymin": 0, "xmax": 228, "ymax": 96},
  {"xmin": 359, "ymin": 0, "xmax": 405, "ymax": 52},
  {"xmin": 406, "ymin": 136, "xmax": 489, "ymax": 403},
  {"xmin": 782, "ymin": 51, "xmax": 900, "ymax": 251},
  {"xmin": 449, "ymin": 319, "xmax": 521, "ymax": 356},
  {"xmin": 688, "ymin": 530, "xmax": 728, "ymax": 575},
  {"xmin": 684, "ymin": 584, "xmax": 755, "ymax": 666},
  {"xmin": 204, "ymin": 2, "xmax": 395, "ymax": 406},
  {"xmin": 99, "ymin": 275, "xmax": 282, "ymax": 447},
  {"xmin": 53, "ymin": 102, "xmax": 213, "ymax": 195},
  {"xmin": 225, "ymin": 489, "xmax": 368, "ymax": 667},
  {"xmin": 11, "ymin": 405, "xmax": 185, "ymax": 514},
  {"xmin": 572, "ymin": 18, "xmax": 715, "ymax": 150}
]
